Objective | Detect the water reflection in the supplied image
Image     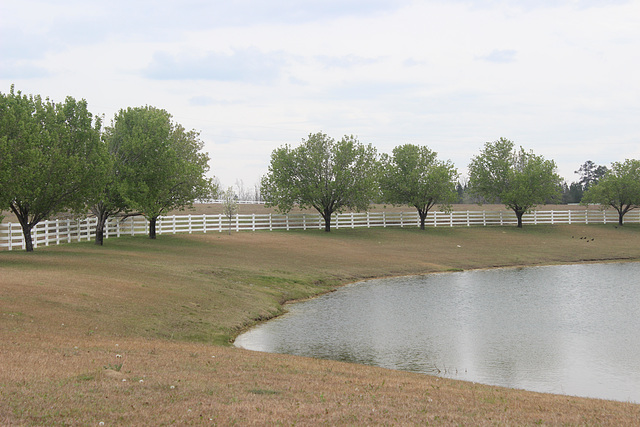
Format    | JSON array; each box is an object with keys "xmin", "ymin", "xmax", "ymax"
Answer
[{"xmin": 235, "ymin": 262, "xmax": 640, "ymax": 403}]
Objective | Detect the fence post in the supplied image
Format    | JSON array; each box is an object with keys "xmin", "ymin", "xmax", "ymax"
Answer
[
  {"xmin": 500, "ymin": 212, "xmax": 503, "ymax": 226},
  {"xmin": 269, "ymin": 213, "xmax": 273, "ymax": 231},
  {"xmin": 400, "ymin": 212, "xmax": 403, "ymax": 228},
  {"xmin": 568, "ymin": 210, "xmax": 572, "ymax": 225},
  {"xmin": 383, "ymin": 212, "xmax": 386, "ymax": 228},
  {"xmin": 203, "ymin": 214, "xmax": 207, "ymax": 234},
  {"xmin": 434, "ymin": 211, "xmax": 437, "ymax": 227},
  {"xmin": 236, "ymin": 214, "xmax": 240, "ymax": 232},
  {"xmin": 534, "ymin": 210, "xmax": 537, "ymax": 225},
  {"xmin": 466, "ymin": 211, "xmax": 470, "ymax": 227},
  {"xmin": 303, "ymin": 214, "xmax": 306, "ymax": 230},
  {"xmin": 551, "ymin": 210, "xmax": 554, "ymax": 225},
  {"xmin": 367, "ymin": 211, "xmax": 370, "ymax": 228},
  {"xmin": 450, "ymin": 211, "xmax": 453, "ymax": 227},
  {"xmin": 8, "ymin": 222, "xmax": 12, "ymax": 251}
]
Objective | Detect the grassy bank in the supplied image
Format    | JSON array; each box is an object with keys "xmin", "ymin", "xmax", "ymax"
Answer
[{"xmin": 2, "ymin": 225, "xmax": 640, "ymax": 425}]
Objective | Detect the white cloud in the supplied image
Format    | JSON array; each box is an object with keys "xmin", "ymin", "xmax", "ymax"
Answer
[
  {"xmin": 478, "ymin": 49, "xmax": 517, "ymax": 63},
  {"xmin": 144, "ymin": 48, "xmax": 289, "ymax": 83}
]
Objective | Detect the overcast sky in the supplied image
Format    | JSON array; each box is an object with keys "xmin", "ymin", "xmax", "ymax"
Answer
[{"xmin": 2, "ymin": 0, "xmax": 639, "ymax": 190}]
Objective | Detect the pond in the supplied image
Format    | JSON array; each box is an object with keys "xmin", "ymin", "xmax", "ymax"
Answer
[{"xmin": 235, "ymin": 262, "xmax": 640, "ymax": 403}]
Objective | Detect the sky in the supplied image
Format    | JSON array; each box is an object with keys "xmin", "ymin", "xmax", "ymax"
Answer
[{"xmin": 2, "ymin": 0, "xmax": 639, "ymax": 191}]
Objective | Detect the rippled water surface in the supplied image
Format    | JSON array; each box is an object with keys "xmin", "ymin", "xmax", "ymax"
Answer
[{"xmin": 235, "ymin": 262, "xmax": 640, "ymax": 403}]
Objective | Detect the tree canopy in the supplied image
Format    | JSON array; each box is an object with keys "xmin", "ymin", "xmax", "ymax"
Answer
[
  {"xmin": 106, "ymin": 106, "xmax": 217, "ymax": 239},
  {"xmin": 261, "ymin": 132, "xmax": 378, "ymax": 232},
  {"xmin": 576, "ymin": 160, "xmax": 608, "ymax": 191},
  {"xmin": 379, "ymin": 144, "xmax": 458, "ymax": 229},
  {"xmin": 581, "ymin": 159, "xmax": 640, "ymax": 225},
  {"xmin": 468, "ymin": 138, "xmax": 562, "ymax": 228},
  {"xmin": 222, "ymin": 186, "xmax": 238, "ymax": 235},
  {"xmin": 0, "ymin": 86, "xmax": 107, "ymax": 251}
]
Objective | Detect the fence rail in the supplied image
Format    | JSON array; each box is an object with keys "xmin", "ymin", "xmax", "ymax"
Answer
[{"xmin": 0, "ymin": 209, "xmax": 635, "ymax": 251}]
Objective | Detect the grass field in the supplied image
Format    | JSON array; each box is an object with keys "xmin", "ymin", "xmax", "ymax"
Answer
[{"xmin": 1, "ymin": 220, "xmax": 640, "ymax": 425}]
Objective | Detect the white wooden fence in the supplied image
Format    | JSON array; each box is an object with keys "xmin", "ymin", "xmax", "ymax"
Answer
[{"xmin": 0, "ymin": 209, "xmax": 636, "ymax": 251}]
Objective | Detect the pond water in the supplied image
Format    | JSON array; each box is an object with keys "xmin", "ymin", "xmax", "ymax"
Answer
[{"xmin": 235, "ymin": 262, "xmax": 640, "ymax": 403}]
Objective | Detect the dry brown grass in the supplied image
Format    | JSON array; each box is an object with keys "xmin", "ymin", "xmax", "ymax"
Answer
[{"xmin": 1, "ymin": 224, "xmax": 640, "ymax": 425}]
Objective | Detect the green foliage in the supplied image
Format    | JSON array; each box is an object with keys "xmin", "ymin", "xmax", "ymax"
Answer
[
  {"xmin": 0, "ymin": 85, "xmax": 107, "ymax": 250},
  {"xmin": 261, "ymin": 132, "xmax": 378, "ymax": 231},
  {"xmin": 468, "ymin": 138, "xmax": 562, "ymax": 227},
  {"xmin": 90, "ymin": 131, "xmax": 133, "ymax": 245},
  {"xmin": 576, "ymin": 160, "xmax": 608, "ymax": 191},
  {"xmin": 581, "ymin": 159, "xmax": 640, "ymax": 225},
  {"xmin": 379, "ymin": 144, "xmax": 458, "ymax": 229},
  {"xmin": 105, "ymin": 106, "xmax": 217, "ymax": 238}
]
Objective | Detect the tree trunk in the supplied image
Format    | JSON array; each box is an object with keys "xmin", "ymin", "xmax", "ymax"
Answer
[
  {"xmin": 618, "ymin": 210, "xmax": 624, "ymax": 226},
  {"xmin": 418, "ymin": 211, "xmax": 427, "ymax": 230},
  {"xmin": 95, "ymin": 212, "xmax": 107, "ymax": 246},
  {"xmin": 149, "ymin": 216, "xmax": 157, "ymax": 239},
  {"xmin": 21, "ymin": 224, "xmax": 34, "ymax": 252},
  {"xmin": 515, "ymin": 210, "xmax": 524, "ymax": 228},
  {"xmin": 11, "ymin": 205, "xmax": 35, "ymax": 252},
  {"xmin": 322, "ymin": 209, "xmax": 332, "ymax": 232}
]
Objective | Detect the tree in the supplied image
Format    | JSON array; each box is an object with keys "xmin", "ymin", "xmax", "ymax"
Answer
[
  {"xmin": 0, "ymin": 117, "xmax": 9, "ymax": 224},
  {"xmin": 0, "ymin": 86, "xmax": 106, "ymax": 251},
  {"xmin": 379, "ymin": 144, "xmax": 458, "ymax": 230},
  {"xmin": 261, "ymin": 132, "xmax": 378, "ymax": 232},
  {"xmin": 581, "ymin": 159, "xmax": 640, "ymax": 226},
  {"xmin": 222, "ymin": 186, "xmax": 238, "ymax": 234},
  {"xmin": 576, "ymin": 160, "xmax": 608, "ymax": 191},
  {"xmin": 89, "ymin": 139, "xmax": 130, "ymax": 246},
  {"xmin": 107, "ymin": 106, "xmax": 217, "ymax": 239},
  {"xmin": 468, "ymin": 138, "xmax": 562, "ymax": 228},
  {"xmin": 561, "ymin": 181, "xmax": 583, "ymax": 204}
]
